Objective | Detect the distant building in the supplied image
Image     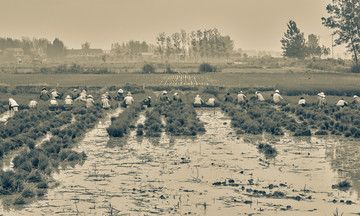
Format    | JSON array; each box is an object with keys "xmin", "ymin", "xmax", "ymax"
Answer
[
  {"xmin": 4, "ymin": 48, "xmax": 24, "ymax": 57},
  {"xmin": 66, "ymin": 48, "xmax": 103, "ymax": 57},
  {"xmin": 141, "ymin": 52, "xmax": 157, "ymax": 59}
]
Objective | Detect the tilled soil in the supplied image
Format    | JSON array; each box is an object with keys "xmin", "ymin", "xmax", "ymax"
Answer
[{"xmin": 2, "ymin": 108, "xmax": 360, "ymax": 215}]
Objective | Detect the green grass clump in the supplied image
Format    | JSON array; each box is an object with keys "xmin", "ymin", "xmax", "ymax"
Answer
[{"xmin": 107, "ymin": 104, "xmax": 141, "ymax": 137}]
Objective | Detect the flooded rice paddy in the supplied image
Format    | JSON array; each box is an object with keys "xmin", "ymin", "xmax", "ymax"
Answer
[{"xmin": 1, "ymin": 108, "xmax": 360, "ymax": 215}]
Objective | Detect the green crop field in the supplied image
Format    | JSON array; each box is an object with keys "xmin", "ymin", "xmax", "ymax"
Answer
[{"xmin": 1, "ymin": 72, "xmax": 360, "ymax": 91}]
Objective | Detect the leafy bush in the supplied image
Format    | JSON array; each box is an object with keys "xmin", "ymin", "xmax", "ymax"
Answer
[
  {"xmin": 199, "ymin": 63, "xmax": 216, "ymax": 72},
  {"xmin": 350, "ymin": 64, "xmax": 360, "ymax": 73},
  {"xmin": 257, "ymin": 143, "xmax": 278, "ymax": 159},
  {"xmin": 142, "ymin": 63, "xmax": 155, "ymax": 74}
]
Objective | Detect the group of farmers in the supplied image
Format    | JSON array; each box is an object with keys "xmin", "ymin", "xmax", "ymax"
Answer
[
  {"xmin": 7, "ymin": 88, "xmax": 360, "ymax": 118},
  {"xmin": 192, "ymin": 90, "xmax": 360, "ymax": 109},
  {"xmin": 8, "ymin": 88, "xmax": 136, "ymax": 116}
]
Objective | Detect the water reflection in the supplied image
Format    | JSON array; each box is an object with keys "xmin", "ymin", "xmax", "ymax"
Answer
[{"xmin": 325, "ymin": 137, "xmax": 360, "ymax": 199}]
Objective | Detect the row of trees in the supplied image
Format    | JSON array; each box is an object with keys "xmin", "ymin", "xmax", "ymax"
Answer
[
  {"xmin": 282, "ymin": 0, "xmax": 360, "ymax": 69},
  {"xmin": 280, "ymin": 20, "xmax": 330, "ymax": 59},
  {"xmin": 111, "ymin": 41, "xmax": 156, "ymax": 59},
  {"xmin": 155, "ymin": 28, "xmax": 234, "ymax": 61},
  {"xmin": 0, "ymin": 37, "xmax": 66, "ymax": 58}
]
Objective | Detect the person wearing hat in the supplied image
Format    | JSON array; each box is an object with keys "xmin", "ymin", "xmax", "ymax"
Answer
[
  {"xmin": 9, "ymin": 98, "xmax": 19, "ymax": 118},
  {"xmin": 298, "ymin": 97, "xmax": 306, "ymax": 107},
  {"xmin": 206, "ymin": 97, "xmax": 216, "ymax": 107},
  {"xmin": 51, "ymin": 89, "xmax": 61, "ymax": 99},
  {"xmin": 115, "ymin": 88, "xmax": 124, "ymax": 101},
  {"xmin": 71, "ymin": 88, "xmax": 80, "ymax": 100},
  {"xmin": 224, "ymin": 92, "xmax": 233, "ymax": 103},
  {"xmin": 316, "ymin": 92, "xmax": 327, "ymax": 109},
  {"xmin": 76, "ymin": 90, "xmax": 87, "ymax": 101},
  {"xmin": 141, "ymin": 96, "xmax": 152, "ymax": 108},
  {"xmin": 86, "ymin": 95, "xmax": 95, "ymax": 108},
  {"xmin": 273, "ymin": 90, "xmax": 284, "ymax": 104},
  {"xmin": 194, "ymin": 95, "xmax": 204, "ymax": 107},
  {"xmin": 123, "ymin": 92, "xmax": 134, "ymax": 108},
  {"xmin": 173, "ymin": 92, "xmax": 182, "ymax": 102},
  {"xmin": 64, "ymin": 95, "xmax": 73, "ymax": 110},
  {"xmin": 352, "ymin": 95, "xmax": 360, "ymax": 107},
  {"xmin": 49, "ymin": 98, "xmax": 59, "ymax": 111},
  {"xmin": 336, "ymin": 98, "xmax": 348, "ymax": 108},
  {"xmin": 255, "ymin": 91, "xmax": 265, "ymax": 101},
  {"xmin": 237, "ymin": 91, "xmax": 247, "ymax": 104},
  {"xmin": 40, "ymin": 87, "xmax": 50, "ymax": 101},
  {"xmin": 28, "ymin": 99, "xmax": 38, "ymax": 109},
  {"xmin": 104, "ymin": 92, "xmax": 111, "ymax": 100},
  {"xmin": 101, "ymin": 94, "xmax": 111, "ymax": 109},
  {"xmin": 160, "ymin": 91, "xmax": 170, "ymax": 103}
]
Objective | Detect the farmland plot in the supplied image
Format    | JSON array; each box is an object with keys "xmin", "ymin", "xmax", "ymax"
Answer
[
  {"xmin": 159, "ymin": 74, "xmax": 211, "ymax": 86},
  {"xmin": 2, "ymin": 108, "xmax": 360, "ymax": 215}
]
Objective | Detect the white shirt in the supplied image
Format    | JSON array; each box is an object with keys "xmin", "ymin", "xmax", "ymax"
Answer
[
  {"xmin": 124, "ymin": 96, "xmax": 134, "ymax": 105},
  {"xmin": 237, "ymin": 93, "xmax": 246, "ymax": 102},
  {"xmin": 273, "ymin": 93, "xmax": 283, "ymax": 103}
]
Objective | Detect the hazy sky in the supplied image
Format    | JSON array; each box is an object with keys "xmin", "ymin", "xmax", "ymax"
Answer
[{"xmin": 1, "ymin": 0, "xmax": 344, "ymax": 53}]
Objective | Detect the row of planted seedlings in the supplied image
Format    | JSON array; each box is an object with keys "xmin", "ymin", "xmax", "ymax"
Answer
[
  {"xmin": 221, "ymin": 99, "xmax": 310, "ymax": 137},
  {"xmin": 283, "ymin": 104, "xmax": 360, "ymax": 138},
  {"xmin": 142, "ymin": 100, "xmax": 206, "ymax": 137},
  {"xmin": 0, "ymin": 103, "xmax": 106, "ymax": 206}
]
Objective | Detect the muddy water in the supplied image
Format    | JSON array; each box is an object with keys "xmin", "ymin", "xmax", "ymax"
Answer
[{"xmin": 2, "ymin": 108, "xmax": 360, "ymax": 215}]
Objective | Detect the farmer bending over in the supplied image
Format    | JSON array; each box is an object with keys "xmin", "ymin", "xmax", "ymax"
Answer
[
  {"xmin": 51, "ymin": 89, "xmax": 61, "ymax": 99},
  {"xmin": 255, "ymin": 91, "xmax": 265, "ymax": 101},
  {"xmin": 273, "ymin": 90, "xmax": 284, "ymax": 104},
  {"xmin": 336, "ymin": 98, "xmax": 348, "ymax": 108},
  {"xmin": 115, "ymin": 89, "xmax": 124, "ymax": 101},
  {"xmin": 28, "ymin": 99, "xmax": 38, "ymax": 109},
  {"xmin": 40, "ymin": 87, "xmax": 50, "ymax": 101},
  {"xmin": 9, "ymin": 98, "xmax": 19, "ymax": 118},
  {"xmin": 160, "ymin": 91, "xmax": 171, "ymax": 103},
  {"xmin": 352, "ymin": 95, "xmax": 360, "ymax": 107},
  {"xmin": 298, "ymin": 97, "xmax": 306, "ymax": 107},
  {"xmin": 194, "ymin": 95, "xmax": 204, "ymax": 107},
  {"xmin": 123, "ymin": 92, "xmax": 134, "ymax": 108},
  {"xmin": 64, "ymin": 95, "xmax": 73, "ymax": 110},
  {"xmin": 206, "ymin": 97, "xmax": 216, "ymax": 107},
  {"xmin": 49, "ymin": 98, "xmax": 58, "ymax": 111},
  {"xmin": 75, "ymin": 90, "xmax": 87, "ymax": 101},
  {"xmin": 316, "ymin": 92, "xmax": 327, "ymax": 109},
  {"xmin": 173, "ymin": 92, "xmax": 182, "ymax": 102},
  {"xmin": 86, "ymin": 95, "xmax": 95, "ymax": 108},
  {"xmin": 101, "ymin": 94, "xmax": 111, "ymax": 109},
  {"xmin": 141, "ymin": 96, "xmax": 151, "ymax": 108},
  {"xmin": 237, "ymin": 91, "xmax": 247, "ymax": 104},
  {"xmin": 224, "ymin": 92, "xmax": 233, "ymax": 103}
]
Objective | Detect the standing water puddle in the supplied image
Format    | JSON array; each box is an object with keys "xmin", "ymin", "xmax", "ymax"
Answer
[{"xmin": 1, "ymin": 108, "xmax": 360, "ymax": 215}]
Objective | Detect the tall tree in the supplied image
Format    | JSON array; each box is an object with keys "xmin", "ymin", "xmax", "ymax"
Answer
[
  {"xmin": 81, "ymin": 41, "xmax": 90, "ymax": 50},
  {"xmin": 156, "ymin": 32, "xmax": 166, "ymax": 60},
  {"xmin": 280, "ymin": 20, "xmax": 307, "ymax": 58},
  {"xmin": 180, "ymin": 29, "xmax": 188, "ymax": 60},
  {"xmin": 165, "ymin": 36, "xmax": 172, "ymax": 60},
  {"xmin": 47, "ymin": 38, "xmax": 66, "ymax": 58},
  {"xmin": 322, "ymin": 0, "xmax": 360, "ymax": 64},
  {"xmin": 172, "ymin": 32, "xmax": 181, "ymax": 58},
  {"xmin": 306, "ymin": 34, "xmax": 322, "ymax": 57}
]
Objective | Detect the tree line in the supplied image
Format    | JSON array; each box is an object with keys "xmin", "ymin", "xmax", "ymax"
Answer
[
  {"xmin": 0, "ymin": 37, "xmax": 66, "ymax": 58},
  {"xmin": 155, "ymin": 28, "xmax": 234, "ymax": 61},
  {"xmin": 282, "ymin": 0, "xmax": 360, "ymax": 71}
]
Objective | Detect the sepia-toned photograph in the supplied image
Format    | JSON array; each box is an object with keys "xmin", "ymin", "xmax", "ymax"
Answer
[{"xmin": 0, "ymin": 0, "xmax": 360, "ymax": 215}]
